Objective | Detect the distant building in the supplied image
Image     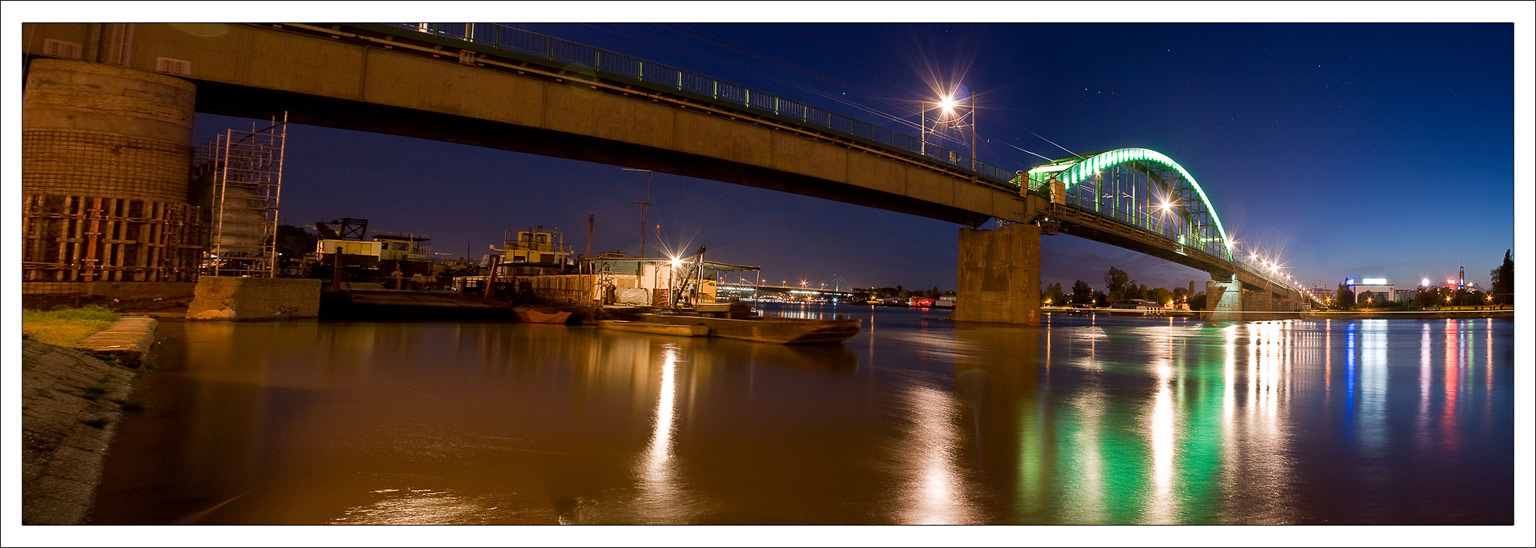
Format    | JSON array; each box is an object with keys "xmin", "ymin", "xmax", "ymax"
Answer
[
  {"xmin": 1394, "ymin": 289, "xmax": 1416, "ymax": 303},
  {"xmin": 1344, "ymin": 277, "xmax": 1395, "ymax": 306}
]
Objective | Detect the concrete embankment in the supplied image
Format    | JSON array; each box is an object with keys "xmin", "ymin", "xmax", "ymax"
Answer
[{"xmin": 20, "ymin": 316, "xmax": 158, "ymax": 524}]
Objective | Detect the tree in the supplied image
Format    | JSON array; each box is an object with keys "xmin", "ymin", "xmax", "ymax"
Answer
[
  {"xmin": 1491, "ymin": 249, "xmax": 1514, "ymax": 306},
  {"xmin": 1043, "ymin": 282, "xmax": 1066, "ymax": 305},
  {"xmin": 1414, "ymin": 287, "xmax": 1438, "ymax": 309},
  {"xmin": 1189, "ymin": 291, "xmax": 1207, "ymax": 310},
  {"xmin": 1335, "ymin": 283, "xmax": 1355, "ymax": 309},
  {"xmin": 1071, "ymin": 280, "xmax": 1094, "ymax": 305},
  {"xmin": 1092, "ymin": 290, "xmax": 1109, "ymax": 308},
  {"xmin": 275, "ymin": 224, "xmax": 317, "ymax": 266},
  {"xmin": 1104, "ymin": 266, "xmax": 1129, "ymax": 302},
  {"xmin": 1147, "ymin": 287, "xmax": 1173, "ymax": 307},
  {"xmin": 1120, "ymin": 280, "xmax": 1143, "ymax": 301}
]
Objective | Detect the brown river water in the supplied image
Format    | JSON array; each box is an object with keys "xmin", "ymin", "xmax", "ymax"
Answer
[{"xmin": 89, "ymin": 305, "xmax": 1515, "ymax": 528}]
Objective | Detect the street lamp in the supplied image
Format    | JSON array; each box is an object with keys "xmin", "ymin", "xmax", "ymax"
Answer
[{"xmin": 920, "ymin": 88, "xmax": 977, "ymax": 170}]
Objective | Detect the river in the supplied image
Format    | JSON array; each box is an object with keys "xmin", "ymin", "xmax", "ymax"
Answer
[{"xmin": 91, "ymin": 305, "xmax": 1515, "ymax": 527}]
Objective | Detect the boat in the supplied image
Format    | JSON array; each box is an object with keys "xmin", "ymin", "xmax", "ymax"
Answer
[
  {"xmin": 1106, "ymin": 299, "xmax": 1167, "ymax": 316},
  {"xmin": 597, "ymin": 319, "xmax": 710, "ymax": 337},
  {"xmin": 514, "ymin": 304, "xmax": 575, "ymax": 324},
  {"xmin": 638, "ymin": 304, "xmax": 861, "ymax": 344}
]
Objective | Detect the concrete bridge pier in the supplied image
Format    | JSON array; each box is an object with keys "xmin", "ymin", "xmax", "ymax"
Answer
[
  {"xmin": 1205, "ymin": 276, "xmax": 1245, "ymax": 322},
  {"xmin": 21, "ymin": 57, "xmax": 202, "ymax": 287},
  {"xmin": 954, "ymin": 223, "xmax": 1041, "ymax": 325}
]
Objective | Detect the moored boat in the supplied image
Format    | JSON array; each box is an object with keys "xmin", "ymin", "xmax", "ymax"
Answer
[
  {"xmin": 598, "ymin": 319, "xmax": 710, "ymax": 337},
  {"xmin": 1106, "ymin": 299, "xmax": 1167, "ymax": 316},
  {"xmin": 638, "ymin": 312, "xmax": 861, "ymax": 344},
  {"xmin": 515, "ymin": 305, "xmax": 574, "ymax": 324}
]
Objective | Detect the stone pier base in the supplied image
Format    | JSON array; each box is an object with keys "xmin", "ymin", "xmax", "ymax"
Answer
[
  {"xmin": 186, "ymin": 277, "xmax": 321, "ymax": 320},
  {"xmin": 1205, "ymin": 278, "xmax": 1244, "ymax": 322},
  {"xmin": 954, "ymin": 223, "xmax": 1041, "ymax": 325}
]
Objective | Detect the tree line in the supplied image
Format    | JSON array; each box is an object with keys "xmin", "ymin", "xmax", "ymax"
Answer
[{"xmin": 1043, "ymin": 266, "xmax": 1204, "ymax": 309}]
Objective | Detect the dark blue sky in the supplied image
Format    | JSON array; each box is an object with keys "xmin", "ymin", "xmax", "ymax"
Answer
[{"xmin": 198, "ymin": 22, "xmax": 1516, "ymax": 293}]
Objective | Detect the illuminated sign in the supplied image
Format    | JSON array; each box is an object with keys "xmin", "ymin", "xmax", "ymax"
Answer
[
  {"xmin": 1361, "ymin": 278, "xmax": 1387, "ymax": 285},
  {"xmin": 1344, "ymin": 278, "xmax": 1355, "ymax": 286}
]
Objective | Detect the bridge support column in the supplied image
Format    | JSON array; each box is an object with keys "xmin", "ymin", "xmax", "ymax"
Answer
[
  {"xmin": 955, "ymin": 223, "xmax": 1040, "ymax": 325},
  {"xmin": 22, "ymin": 59, "xmax": 201, "ymax": 284},
  {"xmin": 1205, "ymin": 276, "xmax": 1244, "ymax": 322}
]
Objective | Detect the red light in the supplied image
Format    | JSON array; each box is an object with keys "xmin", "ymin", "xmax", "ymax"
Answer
[{"xmin": 1446, "ymin": 279, "xmax": 1456, "ymax": 285}]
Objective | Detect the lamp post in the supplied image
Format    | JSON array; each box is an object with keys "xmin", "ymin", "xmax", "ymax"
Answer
[{"xmin": 920, "ymin": 90, "xmax": 976, "ymax": 168}]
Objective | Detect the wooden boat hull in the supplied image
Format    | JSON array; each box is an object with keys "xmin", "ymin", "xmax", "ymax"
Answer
[
  {"xmin": 639, "ymin": 313, "xmax": 861, "ymax": 344},
  {"xmin": 515, "ymin": 306, "xmax": 573, "ymax": 324},
  {"xmin": 598, "ymin": 320, "xmax": 710, "ymax": 337}
]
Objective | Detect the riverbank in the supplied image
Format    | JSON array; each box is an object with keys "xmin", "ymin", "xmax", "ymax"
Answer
[{"xmin": 19, "ymin": 316, "xmax": 159, "ymax": 524}]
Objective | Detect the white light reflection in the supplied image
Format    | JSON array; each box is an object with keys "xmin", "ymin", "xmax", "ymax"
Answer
[
  {"xmin": 1225, "ymin": 321, "xmax": 1296, "ymax": 523},
  {"xmin": 1358, "ymin": 320, "xmax": 1388, "ymax": 455},
  {"xmin": 1418, "ymin": 322, "xmax": 1432, "ymax": 446},
  {"xmin": 331, "ymin": 488, "xmax": 501, "ymax": 524},
  {"xmin": 1222, "ymin": 325, "xmax": 1237, "ymax": 425},
  {"xmin": 1144, "ymin": 357, "xmax": 1177, "ymax": 523},
  {"xmin": 1486, "ymin": 318, "xmax": 1493, "ymax": 391},
  {"xmin": 631, "ymin": 343, "xmax": 689, "ymax": 522},
  {"xmin": 898, "ymin": 386, "xmax": 976, "ymax": 524},
  {"xmin": 1061, "ymin": 392, "xmax": 1105, "ymax": 523},
  {"xmin": 646, "ymin": 346, "xmax": 679, "ymax": 470}
]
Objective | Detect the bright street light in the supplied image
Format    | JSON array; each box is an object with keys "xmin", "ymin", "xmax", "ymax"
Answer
[{"xmin": 938, "ymin": 95, "xmax": 957, "ymax": 116}]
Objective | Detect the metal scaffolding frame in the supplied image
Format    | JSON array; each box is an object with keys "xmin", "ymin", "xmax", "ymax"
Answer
[{"xmin": 195, "ymin": 113, "xmax": 287, "ymax": 277}]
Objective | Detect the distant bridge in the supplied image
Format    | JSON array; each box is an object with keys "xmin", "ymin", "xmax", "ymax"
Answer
[{"xmin": 21, "ymin": 22, "xmax": 1311, "ymax": 322}]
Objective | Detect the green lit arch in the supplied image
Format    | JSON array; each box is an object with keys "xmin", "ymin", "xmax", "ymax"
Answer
[{"xmin": 1027, "ymin": 147, "xmax": 1234, "ymax": 260}]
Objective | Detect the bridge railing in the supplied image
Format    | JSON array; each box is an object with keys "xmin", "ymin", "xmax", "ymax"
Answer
[
  {"xmin": 377, "ymin": 23, "xmax": 1019, "ymax": 189},
  {"xmin": 1046, "ymin": 192, "xmax": 1308, "ymax": 299}
]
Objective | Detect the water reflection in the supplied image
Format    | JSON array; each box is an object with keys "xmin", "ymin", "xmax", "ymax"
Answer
[
  {"xmin": 90, "ymin": 311, "xmax": 1514, "ymax": 525},
  {"xmin": 1144, "ymin": 356, "xmax": 1177, "ymax": 523},
  {"xmin": 1360, "ymin": 320, "xmax": 1389, "ymax": 455},
  {"xmin": 633, "ymin": 343, "xmax": 686, "ymax": 522},
  {"xmin": 897, "ymin": 386, "xmax": 975, "ymax": 524}
]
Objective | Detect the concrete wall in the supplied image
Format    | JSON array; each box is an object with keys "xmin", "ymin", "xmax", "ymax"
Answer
[
  {"xmin": 186, "ymin": 277, "xmax": 320, "ymax": 320},
  {"xmin": 954, "ymin": 223, "xmax": 1041, "ymax": 325},
  {"xmin": 22, "ymin": 59, "xmax": 196, "ymax": 204},
  {"xmin": 1205, "ymin": 278, "xmax": 1244, "ymax": 322}
]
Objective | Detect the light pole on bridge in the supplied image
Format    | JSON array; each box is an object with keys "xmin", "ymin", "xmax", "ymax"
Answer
[{"xmin": 920, "ymin": 87, "xmax": 977, "ymax": 171}]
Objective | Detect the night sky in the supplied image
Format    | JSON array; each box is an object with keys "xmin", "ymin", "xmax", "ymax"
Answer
[{"xmin": 187, "ymin": 17, "xmax": 1517, "ymax": 294}]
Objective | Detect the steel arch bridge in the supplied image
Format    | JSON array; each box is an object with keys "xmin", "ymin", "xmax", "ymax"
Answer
[{"xmin": 1017, "ymin": 148, "xmax": 1313, "ymax": 307}]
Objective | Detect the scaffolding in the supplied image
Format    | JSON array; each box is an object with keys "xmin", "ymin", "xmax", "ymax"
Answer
[{"xmin": 195, "ymin": 113, "xmax": 287, "ymax": 277}]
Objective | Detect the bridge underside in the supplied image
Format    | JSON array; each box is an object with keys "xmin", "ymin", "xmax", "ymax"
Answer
[
  {"xmin": 20, "ymin": 23, "xmax": 1304, "ymax": 322},
  {"xmin": 192, "ymin": 81, "xmax": 995, "ymax": 227}
]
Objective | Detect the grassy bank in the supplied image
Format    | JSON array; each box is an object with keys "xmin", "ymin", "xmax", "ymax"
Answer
[{"xmin": 21, "ymin": 305, "xmax": 122, "ymax": 348}]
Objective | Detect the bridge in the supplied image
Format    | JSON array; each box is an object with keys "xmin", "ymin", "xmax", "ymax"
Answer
[{"xmin": 20, "ymin": 22, "xmax": 1312, "ymax": 323}]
